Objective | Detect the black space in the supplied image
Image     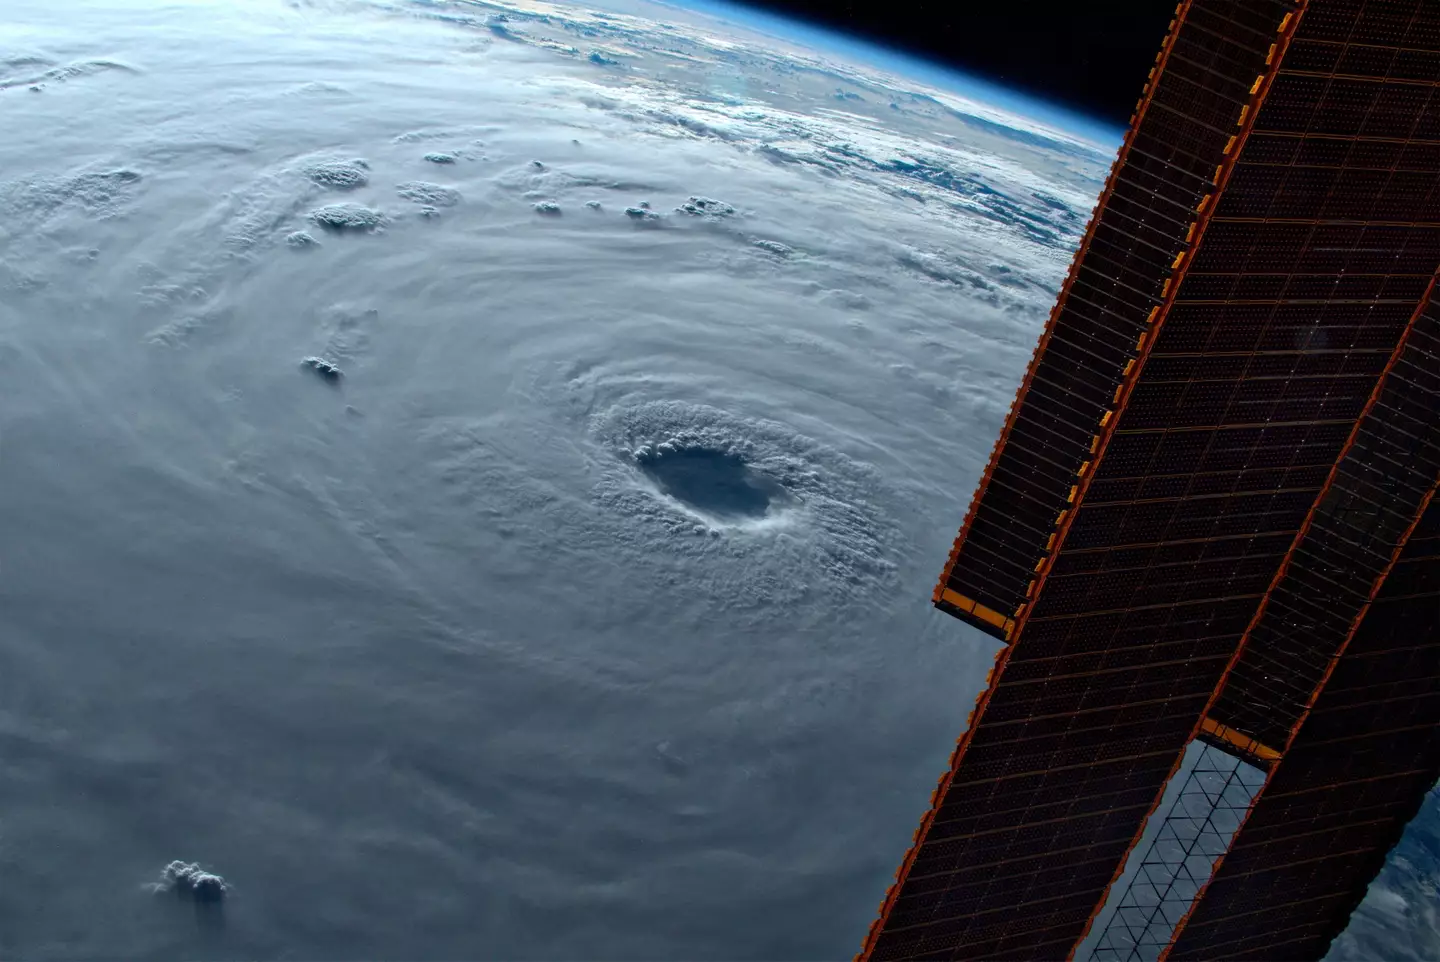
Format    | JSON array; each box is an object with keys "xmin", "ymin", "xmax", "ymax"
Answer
[{"xmin": 747, "ymin": 1, "xmax": 1181, "ymax": 127}]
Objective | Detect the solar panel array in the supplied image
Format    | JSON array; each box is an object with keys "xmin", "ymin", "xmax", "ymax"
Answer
[
  {"xmin": 1166, "ymin": 119, "xmax": 1440, "ymax": 952},
  {"xmin": 865, "ymin": 1, "xmax": 1440, "ymax": 959},
  {"xmin": 867, "ymin": 1, "xmax": 1298, "ymax": 957},
  {"xmin": 1205, "ymin": 291, "xmax": 1440, "ymax": 756},
  {"xmin": 1169, "ymin": 493, "xmax": 1440, "ymax": 960}
]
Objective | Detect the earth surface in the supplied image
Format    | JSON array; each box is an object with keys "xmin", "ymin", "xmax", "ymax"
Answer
[{"xmin": 0, "ymin": 0, "xmax": 1432, "ymax": 958}]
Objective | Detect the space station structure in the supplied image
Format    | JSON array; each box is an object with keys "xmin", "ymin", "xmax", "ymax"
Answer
[{"xmin": 862, "ymin": 1, "xmax": 1440, "ymax": 959}]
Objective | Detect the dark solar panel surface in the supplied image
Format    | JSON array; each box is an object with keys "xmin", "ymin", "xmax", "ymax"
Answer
[
  {"xmin": 868, "ymin": 2, "xmax": 1440, "ymax": 959},
  {"xmin": 933, "ymin": 0, "xmax": 1295, "ymax": 641},
  {"xmin": 1208, "ymin": 285, "xmax": 1440, "ymax": 750},
  {"xmin": 1168, "ymin": 495, "xmax": 1440, "ymax": 961}
]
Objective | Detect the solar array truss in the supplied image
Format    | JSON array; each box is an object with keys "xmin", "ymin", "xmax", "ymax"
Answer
[
  {"xmin": 864, "ymin": 1, "xmax": 1440, "ymax": 959},
  {"xmin": 1087, "ymin": 743, "xmax": 1266, "ymax": 962}
]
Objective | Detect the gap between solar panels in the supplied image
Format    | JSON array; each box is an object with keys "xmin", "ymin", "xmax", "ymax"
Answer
[{"xmin": 1073, "ymin": 740, "xmax": 1267, "ymax": 962}]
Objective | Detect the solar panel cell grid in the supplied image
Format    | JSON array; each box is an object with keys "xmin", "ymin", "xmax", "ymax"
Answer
[
  {"xmin": 1255, "ymin": 73, "xmax": 1330, "ymax": 132},
  {"xmin": 1169, "ymin": 272, "xmax": 1246, "ymax": 299},
  {"xmin": 1127, "ymin": 139, "xmax": 1221, "ymax": 188},
  {"xmin": 889, "ymin": 865, "xmax": 1111, "ymax": 925},
  {"xmin": 1104, "ymin": 423, "xmax": 1330, "ymax": 474},
  {"xmin": 1187, "ymin": 875, "xmax": 1368, "ymax": 929},
  {"xmin": 1188, "ymin": 0, "xmax": 1292, "ymax": 40},
  {"xmin": 1170, "ymin": 537, "xmax": 1440, "ymax": 959},
  {"xmin": 1018, "ymin": 608, "xmax": 1257, "ymax": 667},
  {"xmin": 1020, "ymin": 380, "xmax": 1111, "ymax": 436},
  {"xmin": 875, "ymin": 903, "xmax": 1095, "ymax": 962},
  {"xmin": 1306, "ymin": 690, "xmax": 1440, "ymax": 742},
  {"xmin": 1000, "ymin": 401, "xmax": 1095, "ymax": 461},
  {"xmin": 906, "ymin": 812, "xmax": 1151, "ymax": 885},
  {"xmin": 1075, "ymin": 489, "xmax": 1322, "ymax": 549},
  {"xmin": 1168, "ymin": 37, "xmax": 1265, "ymax": 91},
  {"xmin": 1045, "ymin": 563, "xmax": 1271, "ymax": 616},
  {"xmin": 1393, "ymin": 47, "xmax": 1440, "ymax": 81},
  {"xmin": 1089, "ymin": 230, "xmax": 1184, "ymax": 282},
  {"xmin": 1292, "ymin": 0, "xmax": 1361, "ymax": 43},
  {"xmin": 990, "ymin": 710, "xmax": 1184, "ymax": 752},
  {"xmin": 1403, "ymin": 7, "xmax": 1440, "ymax": 48},
  {"xmin": 1331, "ymin": 645, "xmax": 1440, "ymax": 689},
  {"xmin": 929, "ymin": 786, "xmax": 1162, "ymax": 841},
  {"xmin": 933, "ymin": 758, "xmax": 1175, "ymax": 825},
  {"xmin": 1238, "ymin": 795, "xmax": 1420, "ymax": 843},
  {"xmin": 905, "ymin": 836, "xmax": 1126, "ymax": 892},
  {"xmin": 1336, "ymin": 42, "xmax": 1400, "ymax": 75},
  {"xmin": 1051, "ymin": 306, "xmax": 1148, "ymax": 359},
  {"xmin": 1047, "ymin": 533, "xmax": 1291, "ymax": 576},
  {"xmin": 1253, "ymin": 771, "xmax": 1437, "ymax": 827},
  {"xmin": 1152, "ymin": 72, "xmax": 1254, "ymax": 133},
  {"xmin": 984, "ymin": 440, "xmax": 1079, "ymax": 492},
  {"xmin": 1127, "ymin": 131, "xmax": 1225, "ymax": 185},
  {"xmin": 1322, "ymin": 137, "xmax": 1392, "ymax": 169},
  {"xmin": 1001, "ymin": 639, "xmax": 1242, "ymax": 688},
  {"xmin": 961, "ymin": 499, "xmax": 1051, "ymax": 548},
  {"xmin": 971, "ymin": 471, "xmax": 1064, "ymax": 532},
  {"xmin": 1035, "ymin": 343, "xmax": 1126, "ymax": 394},
  {"xmin": 1282, "ymin": 38, "xmax": 1344, "ymax": 72},
  {"xmin": 1370, "ymin": 86, "xmax": 1434, "ymax": 138},
  {"xmin": 1194, "ymin": 462, "xmax": 1331, "ymax": 495},
  {"xmin": 948, "ymin": 541, "xmax": 1032, "ymax": 590},
  {"xmin": 1382, "ymin": 555, "xmax": 1440, "ymax": 595},
  {"xmin": 1128, "ymin": 110, "xmax": 1227, "ymax": 180},
  {"xmin": 970, "ymin": 675, "xmax": 1205, "ymax": 730},
  {"xmin": 1316, "ymin": 79, "xmax": 1387, "ymax": 133},
  {"xmin": 1376, "ymin": 272, "xmax": 1433, "ymax": 299}
]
